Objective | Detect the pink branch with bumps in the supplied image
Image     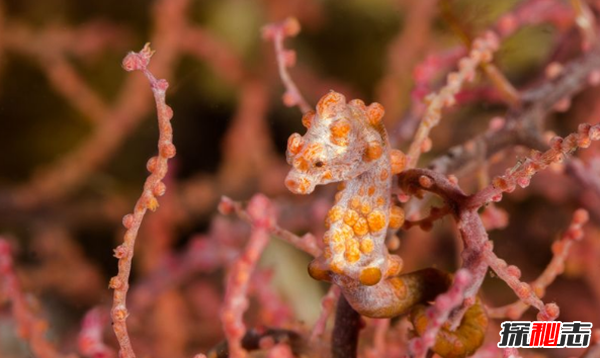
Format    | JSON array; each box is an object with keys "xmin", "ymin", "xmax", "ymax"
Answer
[
  {"xmin": 488, "ymin": 209, "xmax": 589, "ymax": 320},
  {"xmin": 262, "ymin": 17, "xmax": 311, "ymax": 114},
  {"xmin": 0, "ymin": 239, "xmax": 70, "ymax": 358},
  {"xmin": 220, "ymin": 194, "xmax": 275, "ymax": 358},
  {"xmin": 407, "ymin": 32, "xmax": 500, "ymax": 169},
  {"xmin": 409, "ymin": 269, "xmax": 472, "ymax": 358},
  {"xmin": 471, "ymin": 124, "xmax": 600, "ymax": 207},
  {"xmin": 109, "ymin": 43, "xmax": 175, "ymax": 358},
  {"xmin": 219, "ymin": 195, "xmax": 321, "ymax": 257},
  {"xmin": 78, "ymin": 307, "xmax": 115, "ymax": 358},
  {"xmin": 310, "ymin": 285, "xmax": 341, "ymax": 342}
]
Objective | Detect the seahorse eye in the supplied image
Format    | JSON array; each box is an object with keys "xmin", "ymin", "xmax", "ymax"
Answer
[{"xmin": 314, "ymin": 161, "xmax": 325, "ymax": 168}]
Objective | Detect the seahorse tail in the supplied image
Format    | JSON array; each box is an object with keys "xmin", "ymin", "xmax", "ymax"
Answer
[{"xmin": 409, "ymin": 289, "xmax": 488, "ymax": 358}]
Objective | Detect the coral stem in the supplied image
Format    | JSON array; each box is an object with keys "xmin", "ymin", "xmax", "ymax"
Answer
[{"xmin": 110, "ymin": 43, "xmax": 176, "ymax": 358}]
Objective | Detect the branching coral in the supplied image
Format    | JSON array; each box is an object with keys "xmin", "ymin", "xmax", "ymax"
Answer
[
  {"xmin": 1, "ymin": 1, "xmax": 600, "ymax": 358},
  {"xmin": 109, "ymin": 43, "xmax": 175, "ymax": 358}
]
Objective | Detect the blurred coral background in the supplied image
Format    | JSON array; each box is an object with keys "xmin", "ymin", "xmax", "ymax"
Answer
[{"xmin": 0, "ymin": 0, "xmax": 599, "ymax": 357}]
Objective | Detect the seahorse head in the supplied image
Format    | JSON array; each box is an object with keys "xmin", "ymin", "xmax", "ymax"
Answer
[{"xmin": 285, "ymin": 91, "xmax": 386, "ymax": 194}]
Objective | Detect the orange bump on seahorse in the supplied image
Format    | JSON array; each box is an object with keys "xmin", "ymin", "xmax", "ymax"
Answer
[{"xmin": 285, "ymin": 91, "xmax": 487, "ymax": 358}]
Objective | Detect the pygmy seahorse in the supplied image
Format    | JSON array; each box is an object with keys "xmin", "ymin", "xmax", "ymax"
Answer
[{"xmin": 285, "ymin": 91, "xmax": 487, "ymax": 358}]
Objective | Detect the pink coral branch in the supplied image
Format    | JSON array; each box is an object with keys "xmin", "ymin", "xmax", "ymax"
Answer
[
  {"xmin": 251, "ymin": 270, "xmax": 293, "ymax": 327},
  {"xmin": 494, "ymin": 0, "xmax": 574, "ymax": 38},
  {"xmin": 471, "ymin": 123, "xmax": 600, "ymax": 207},
  {"xmin": 78, "ymin": 307, "xmax": 116, "ymax": 358},
  {"xmin": 109, "ymin": 43, "xmax": 176, "ymax": 358},
  {"xmin": 266, "ymin": 344, "xmax": 295, "ymax": 358},
  {"xmin": 502, "ymin": 347, "xmax": 522, "ymax": 358},
  {"xmin": 397, "ymin": 168, "xmax": 560, "ymax": 326},
  {"xmin": 411, "ymin": 47, "xmax": 467, "ymax": 103},
  {"xmin": 571, "ymin": 0, "xmax": 597, "ymax": 50},
  {"xmin": 488, "ymin": 209, "xmax": 589, "ymax": 320},
  {"xmin": 0, "ymin": 239, "xmax": 68, "ymax": 358},
  {"xmin": 219, "ymin": 196, "xmax": 321, "ymax": 257},
  {"xmin": 310, "ymin": 285, "xmax": 341, "ymax": 341},
  {"xmin": 367, "ymin": 318, "xmax": 390, "ymax": 358},
  {"xmin": 220, "ymin": 194, "xmax": 275, "ymax": 358},
  {"xmin": 406, "ymin": 32, "xmax": 500, "ymax": 168},
  {"xmin": 483, "ymin": 246, "xmax": 559, "ymax": 321},
  {"xmin": 408, "ymin": 269, "xmax": 472, "ymax": 358},
  {"xmin": 262, "ymin": 17, "xmax": 311, "ymax": 114}
]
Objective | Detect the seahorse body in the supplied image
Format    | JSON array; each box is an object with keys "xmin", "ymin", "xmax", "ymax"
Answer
[{"xmin": 285, "ymin": 91, "xmax": 487, "ymax": 357}]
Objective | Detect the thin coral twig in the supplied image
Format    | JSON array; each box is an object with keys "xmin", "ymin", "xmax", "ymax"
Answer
[
  {"xmin": 0, "ymin": 239, "xmax": 69, "ymax": 358},
  {"xmin": 207, "ymin": 328, "xmax": 303, "ymax": 358},
  {"xmin": 471, "ymin": 123, "xmax": 600, "ymax": 207},
  {"xmin": 503, "ymin": 347, "xmax": 522, "ymax": 358},
  {"xmin": 494, "ymin": 0, "xmax": 574, "ymax": 38},
  {"xmin": 109, "ymin": 43, "xmax": 176, "ymax": 358},
  {"xmin": 219, "ymin": 196, "xmax": 321, "ymax": 257},
  {"xmin": 266, "ymin": 344, "xmax": 295, "ymax": 358},
  {"xmin": 251, "ymin": 270, "xmax": 293, "ymax": 327},
  {"xmin": 397, "ymin": 169, "xmax": 560, "ymax": 326},
  {"xmin": 571, "ymin": 0, "xmax": 597, "ymax": 49},
  {"xmin": 479, "ymin": 62, "xmax": 520, "ymax": 107},
  {"xmin": 78, "ymin": 307, "xmax": 116, "ymax": 358},
  {"xmin": 310, "ymin": 285, "xmax": 341, "ymax": 342},
  {"xmin": 488, "ymin": 209, "xmax": 589, "ymax": 320},
  {"xmin": 408, "ymin": 269, "xmax": 472, "ymax": 358},
  {"xmin": 403, "ymin": 205, "xmax": 451, "ymax": 231},
  {"xmin": 406, "ymin": 32, "xmax": 499, "ymax": 168},
  {"xmin": 369, "ymin": 318, "xmax": 390, "ymax": 357},
  {"xmin": 483, "ymin": 246, "xmax": 558, "ymax": 321},
  {"xmin": 439, "ymin": 0, "xmax": 520, "ymax": 107},
  {"xmin": 262, "ymin": 17, "xmax": 311, "ymax": 114},
  {"xmin": 429, "ymin": 41, "xmax": 600, "ymax": 177},
  {"xmin": 220, "ymin": 194, "xmax": 275, "ymax": 358}
]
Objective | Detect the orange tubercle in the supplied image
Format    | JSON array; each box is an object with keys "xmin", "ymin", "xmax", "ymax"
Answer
[
  {"xmin": 353, "ymin": 218, "xmax": 369, "ymax": 236},
  {"xmin": 293, "ymin": 156, "xmax": 309, "ymax": 172},
  {"xmin": 389, "ymin": 206, "xmax": 405, "ymax": 229},
  {"xmin": 368, "ymin": 186, "xmax": 376, "ymax": 196},
  {"xmin": 359, "ymin": 238, "xmax": 374, "ymax": 254},
  {"xmin": 349, "ymin": 98, "xmax": 367, "ymax": 111},
  {"xmin": 330, "ymin": 119, "xmax": 351, "ymax": 139},
  {"xmin": 380, "ymin": 169, "xmax": 390, "ymax": 181},
  {"xmin": 344, "ymin": 209, "xmax": 360, "ymax": 226},
  {"xmin": 308, "ymin": 260, "xmax": 331, "ymax": 281},
  {"xmin": 360, "ymin": 202, "xmax": 372, "ymax": 215},
  {"xmin": 344, "ymin": 239, "xmax": 361, "ymax": 263},
  {"xmin": 367, "ymin": 102, "xmax": 385, "ymax": 125},
  {"xmin": 317, "ymin": 91, "xmax": 345, "ymax": 119},
  {"xmin": 359, "ymin": 267, "xmax": 382, "ymax": 286},
  {"xmin": 367, "ymin": 210, "xmax": 386, "ymax": 232},
  {"xmin": 365, "ymin": 141, "xmax": 383, "ymax": 161},
  {"xmin": 287, "ymin": 133, "xmax": 304, "ymax": 155},
  {"xmin": 327, "ymin": 206, "xmax": 344, "ymax": 224},
  {"xmin": 390, "ymin": 149, "xmax": 406, "ymax": 174},
  {"xmin": 301, "ymin": 110, "xmax": 315, "ymax": 128}
]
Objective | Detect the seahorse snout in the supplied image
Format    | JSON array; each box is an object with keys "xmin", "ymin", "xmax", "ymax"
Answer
[{"xmin": 285, "ymin": 173, "xmax": 314, "ymax": 194}]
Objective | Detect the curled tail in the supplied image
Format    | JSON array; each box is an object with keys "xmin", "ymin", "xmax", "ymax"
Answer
[
  {"xmin": 398, "ymin": 268, "xmax": 487, "ymax": 358},
  {"xmin": 340, "ymin": 268, "xmax": 487, "ymax": 358},
  {"xmin": 411, "ymin": 298, "xmax": 488, "ymax": 358}
]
